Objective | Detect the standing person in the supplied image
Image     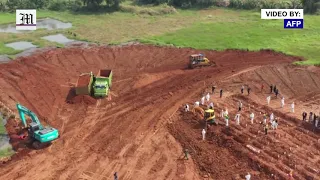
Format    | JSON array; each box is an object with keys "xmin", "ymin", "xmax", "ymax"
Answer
[
  {"xmin": 114, "ymin": 172, "xmax": 118, "ymax": 180},
  {"xmin": 264, "ymin": 124, "xmax": 269, "ymax": 135},
  {"xmin": 221, "ymin": 109, "xmax": 225, "ymax": 119},
  {"xmin": 314, "ymin": 113, "xmax": 318, "ymax": 127},
  {"xmin": 291, "ymin": 102, "xmax": 295, "ymax": 113},
  {"xmin": 302, "ymin": 111, "xmax": 307, "ymax": 121},
  {"xmin": 281, "ymin": 97, "xmax": 285, "ymax": 108},
  {"xmin": 267, "ymin": 95, "xmax": 271, "ymax": 105},
  {"xmin": 261, "ymin": 84, "xmax": 264, "ymax": 92},
  {"xmin": 271, "ymin": 120, "xmax": 277, "ymax": 130},
  {"xmin": 275, "ymin": 89, "xmax": 279, "ymax": 98},
  {"xmin": 270, "ymin": 113, "xmax": 274, "ymax": 123},
  {"xmin": 205, "ymin": 93, "xmax": 210, "ymax": 102},
  {"xmin": 241, "ymin": 85, "xmax": 244, "ymax": 94},
  {"xmin": 225, "ymin": 108, "xmax": 228, "ymax": 116},
  {"xmin": 238, "ymin": 100, "xmax": 243, "ymax": 111},
  {"xmin": 315, "ymin": 115, "xmax": 319, "ymax": 128},
  {"xmin": 220, "ymin": 89, "xmax": 223, "ymax": 98},
  {"xmin": 212, "ymin": 85, "xmax": 216, "ymax": 94},
  {"xmin": 263, "ymin": 113, "xmax": 267, "ymax": 124},
  {"xmin": 234, "ymin": 113, "xmax": 241, "ymax": 125},
  {"xmin": 225, "ymin": 114, "xmax": 229, "ymax": 127},
  {"xmin": 270, "ymin": 84, "xmax": 273, "ymax": 93},
  {"xmin": 185, "ymin": 104, "xmax": 189, "ymax": 112},
  {"xmin": 273, "ymin": 85, "xmax": 277, "ymax": 93},
  {"xmin": 250, "ymin": 112, "xmax": 254, "ymax": 124},
  {"xmin": 194, "ymin": 101, "xmax": 200, "ymax": 108},
  {"xmin": 288, "ymin": 170, "xmax": 293, "ymax": 179},
  {"xmin": 309, "ymin": 112, "xmax": 313, "ymax": 122},
  {"xmin": 201, "ymin": 96, "xmax": 205, "ymax": 105},
  {"xmin": 245, "ymin": 172, "xmax": 251, "ymax": 180},
  {"xmin": 184, "ymin": 149, "xmax": 189, "ymax": 160},
  {"xmin": 247, "ymin": 86, "xmax": 251, "ymax": 95},
  {"xmin": 202, "ymin": 129, "xmax": 206, "ymax": 140},
  {"xmin": 208, "ymin": 102, "xmax": 214, "ymax": 109}
]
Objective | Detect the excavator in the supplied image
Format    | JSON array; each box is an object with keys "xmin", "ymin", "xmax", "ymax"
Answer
[
  {"xmin": 16, "ymin": 103, "xmax": 59, "ymax": 149},
  {"xmin": 188, "ymin": 54, "xmax": 216, "ymax": 69},
  {"xmin": 193, "ymin": 106, "xmax": 217, "ymax": 125}
]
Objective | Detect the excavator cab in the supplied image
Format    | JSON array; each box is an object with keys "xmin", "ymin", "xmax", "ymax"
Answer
[
  {"xmin": 189, "ymin": 54, "xmax": 213, "ymax": 69},
  {"xmin": 204, "ymin": 109, "xmax": 216, "ymax": 125}
]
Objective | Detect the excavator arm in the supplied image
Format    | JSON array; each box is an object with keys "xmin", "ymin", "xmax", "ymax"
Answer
[{"xmin": 16, "ymin": 103, "xmax": 43, "ymax": 129}]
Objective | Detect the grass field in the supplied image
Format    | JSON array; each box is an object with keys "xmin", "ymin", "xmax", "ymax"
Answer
[{"xmin": 0, "ymin": 7, "xmax": 319, "ymax": 63}]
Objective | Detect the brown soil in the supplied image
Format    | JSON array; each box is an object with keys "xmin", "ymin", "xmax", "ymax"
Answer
[
  {"xmin": 77, "ymin": 74, "xmax": 91, "ymax": 87},
  {"xmin": 0, "ymin": 44, "xmax": 319, "ymax": 180},
  {"xmin": 67, "ymin": 95, "xmax": 97, "ymax": 105}
]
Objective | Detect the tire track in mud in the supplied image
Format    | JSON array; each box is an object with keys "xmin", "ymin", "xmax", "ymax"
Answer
[{"xmin": 0, "ymin": 45, "xmax": 305, "ymax": 180}]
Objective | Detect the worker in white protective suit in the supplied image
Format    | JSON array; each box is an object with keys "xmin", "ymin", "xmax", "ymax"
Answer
[
  {"xmin": 249, "ymin": 112, "xmax": 254, "ymax": 124},
  {"xmin": 208, "ymin": 102, "xmax": 214, "ymax": 109},
  {"xmin": 202, "ymin": 129, "xmax": 206, "ymax": 140},
  {"xmin": 205, "ymin": 93, "xmax": 210, "ymax": 102},
  {"xmin": 267, "ymin": 96, "xmax": 271, "ymax": 105},
  {"xmin": 194, "ymin": 101, "xmax": 200, "ymax": 108},
  {"xmin": 185, "ymin": 104, "xmax": 189, "ymax": 112},
  {"xmin": 245, "ymin": 172, "xmax": 251, "ymax": 180},
  {"xmin": 201, "ymin": 96, "xmax": 205, "ymax": 105},
  {"xmin": 269, "ymin": 113, "xmax": 274, "ymax": 123},
  {"xmin": 281, "ymin": 97, "xmax": 285, "ymax": 108},
  {"xmin": 271, "ymin": 119, "xmax": 278, "ymax": 130},
  {"xmin": 234, "ymin": 113, "xmax": 241, "ymax": 125},
  {"xmin": 291, "ymin": 102, "xmax": 295, "ymax": 113}
]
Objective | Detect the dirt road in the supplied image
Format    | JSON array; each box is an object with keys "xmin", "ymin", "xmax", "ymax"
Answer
[{"xmin": 0, "ymin": 45, "xmax": 318, "ymax": 180}]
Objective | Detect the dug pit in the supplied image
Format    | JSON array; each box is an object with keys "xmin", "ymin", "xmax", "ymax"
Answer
[{"xmin": 0, "ymin": 18, "xmax": 72, "ymax": 33}]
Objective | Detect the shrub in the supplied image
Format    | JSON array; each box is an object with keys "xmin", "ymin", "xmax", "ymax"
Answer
[{"xmin": 48, "ymin": 0, "xmax": 69, "ymax": 11}]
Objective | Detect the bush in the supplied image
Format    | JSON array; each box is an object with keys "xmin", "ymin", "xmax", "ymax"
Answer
[{"xmin": 48, "ymin": 0, "xmax": 68, "ymax": 11}]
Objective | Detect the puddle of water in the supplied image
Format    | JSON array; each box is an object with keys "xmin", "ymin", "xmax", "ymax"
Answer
[
  {"xmin": 0, "ymin": 55, "xmax": 11, "ymax": 63},
  {"xmin": 0, "ymin": 18, "xmax": 72, "ymax": 33},
  {"xmin": 5, "ymin": 41, "xmax": 37, "ymax": 51},
  {"xmin": 41, "ymin": 33, "xmax": 75, "ymax": 44},
  {"xmin": 0, "ymin": 113, "xmax": 12, "ymax": 151}
]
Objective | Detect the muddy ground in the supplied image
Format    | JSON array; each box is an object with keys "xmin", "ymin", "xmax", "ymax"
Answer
[{"xmin": 0, "ymin": 44, "xmax": 319, "ymax": 180}]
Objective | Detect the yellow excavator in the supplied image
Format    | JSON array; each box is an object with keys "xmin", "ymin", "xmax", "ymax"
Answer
[
  {"xmin": 193, "ymin": 106, "xmax": 216, "ymax": 125},
  {"xmin": 188, "ymin": 54, "xmax": 216, "ymax": 69}
]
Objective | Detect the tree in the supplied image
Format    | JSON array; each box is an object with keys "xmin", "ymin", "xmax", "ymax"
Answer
[{"xmin": 302, "ymin": 0, "xmax": 320, "ymax": 13}]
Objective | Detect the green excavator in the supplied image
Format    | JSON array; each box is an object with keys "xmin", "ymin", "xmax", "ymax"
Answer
[{"xmin": 16, "ymin": 103, "xmax": 59, "ymax": 149}]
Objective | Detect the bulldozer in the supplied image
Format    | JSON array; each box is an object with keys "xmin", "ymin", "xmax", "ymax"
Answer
[{"xmin": 188, "ymin": 54, "xmax": 216, "ymax": 69}]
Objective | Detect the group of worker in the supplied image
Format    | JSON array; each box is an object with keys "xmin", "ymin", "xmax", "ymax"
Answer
[
  {"xmin": 302, "ymin": 111, "xmax": 319, "ymax": 129},
  {"xmin": 182, "ymin": 84, "xmax": 307, "ymax": 180}
]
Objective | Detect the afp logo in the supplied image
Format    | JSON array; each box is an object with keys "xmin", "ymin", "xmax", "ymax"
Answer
[{"xmin": 284, "ymin": 19, "xmax": 303, "ymax": 29}]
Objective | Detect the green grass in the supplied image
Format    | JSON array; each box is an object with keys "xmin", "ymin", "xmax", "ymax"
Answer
[
  {"xmin": 142, "ymin": 10, "xmax": 320, "ymax": 65},
  {"xmin": 0, "ymin": 8, "xmax": 203, "ymax": 55},
  {"xmin": 0, "ymin": 7, "xmax": 319, "ymax": 64},
  {"xmin": 0, "ymin": 147, "xmax": 14, "ymax": 158}
]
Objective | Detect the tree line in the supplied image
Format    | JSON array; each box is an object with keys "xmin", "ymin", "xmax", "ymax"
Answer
[{"xmin": 0, "ymin": 0, "xmax": 319, "ymax": 14}]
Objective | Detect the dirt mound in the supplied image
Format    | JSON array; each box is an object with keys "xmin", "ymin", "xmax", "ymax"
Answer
[
  {"xmin": 67, "ymin": 95, "xmax": 97, "ymax": 105},
  {"xmin": 0, "ymin": 44, "xmax": 310, "ymax": 180}
]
